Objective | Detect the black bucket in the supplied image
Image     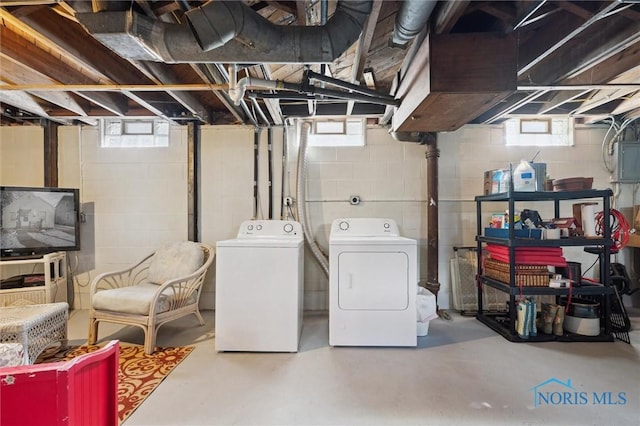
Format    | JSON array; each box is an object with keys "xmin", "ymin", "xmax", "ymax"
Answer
[{"xmin": 558, "ymin": 261, "xmax": 582, "ymax": 286}]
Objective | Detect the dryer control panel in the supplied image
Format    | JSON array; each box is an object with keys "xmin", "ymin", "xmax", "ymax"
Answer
[
  {"xmin": 237, "ymin": 220, "xmax": 302, "ymax": 238},
  {"xmin": 330, "ymin": 218, "xmax": 399, "ymax": 237}
]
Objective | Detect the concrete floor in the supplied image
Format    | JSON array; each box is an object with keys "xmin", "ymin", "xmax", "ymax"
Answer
[{"xmin": 67, "ymin": 308, "xmax": 640, "ymax": 426}]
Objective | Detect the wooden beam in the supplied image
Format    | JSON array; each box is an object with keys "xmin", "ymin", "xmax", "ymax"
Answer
[
  {"xmin": 0, "ymin": 19, "xmax": 129, "ymax": 115},
  {"xmin": 0, "ymin": 83, "xmax": 229, "ymax": 91},
  {"xmin": 556, "ymin": 1, "xmax": 594, "ymax": 20},
  {"xmin": 190, "ymin": 63, "xmax": 247, "ymax": 123},
  {"xmin": 433, "ymin": 0, "xmax": 469, "ymax": 34},
  {"xmin": 0, "ymin": 90, "xmax": 50, "ymax": 117},
  {"xmin": 537, "ymin": 90, "xmax": 591, "ymax": 114},
  {"xmin": 187, "ymin": 121, "xmax": 199, "ymax": 242},
  {"xmin": 563, "ymin": 42, "xmax": 640, "ymax": 85},
  {"xmin": 10, "ymin": 7, "xmax": 213, "ymax": 122},
  {"xmin": 11, "ymin": 6, "xmax": 151, "ymax": 84},
  {"xmin": 424, "ymin": 133, "xmax": 439, "ymax": 304},
  {"xmin": 71, "ymin": 91, "xmax": 128, "ymax": 116},
  {"xmin": 43, "ymin": 120, "xmax": 59, "ymax": 188},
  {"xmin": 518, "ymin": 2, "xmax": 621, "ymax": 78},
  {"xmin": 352, "ymin": 0, "xmax": 382, "ymax": 83},
  {"xmin": 394, "ymin": 32, "xmax": 517, "ymax": 132},
  {"xmin": 576, "ymin": 60, "xmax": 640, "ymax": 114},
  {"xmin": 120, "ymin": 90, "xmax": 171, "ymax": 119},
  {"xmin": 296, "ymin": 0, "xmax": 306, "ymax": 25},
  {"xmin": 0, "ymin": 54, "xmax": 88, "ymax": 116},
  {"xmin": 477, "ymin": 2, "xmax": 516, "ymax": 25},
  {"xmin": 612, "ymin": 91, "xmax": 640, "ymax": 116},
  {"xmin": 572, "ymin": 88, "xmax": 636, "ymax": 115}
]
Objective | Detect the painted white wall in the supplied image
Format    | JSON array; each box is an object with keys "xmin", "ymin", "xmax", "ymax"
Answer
[
  {"xmin": 68, "ymin": 125, "xmax": 190, "ymax": 309},
  {"xmin": 285, "ymin": 124, "xmax": 429, "ymax": 310},
  {"xmin": 198, "ymin": 125, "xmax": 284, "ymax": 309},
  {"xmin": 2, "ymin": 123, "xmax": 637, "ymax": 311},
  {"xmin": 0, "ymin": 126, "xmax": 44, "ymax": 186}
]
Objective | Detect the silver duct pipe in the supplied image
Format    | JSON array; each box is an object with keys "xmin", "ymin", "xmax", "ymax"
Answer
[
  {"xmin": 77, "ymin": 0, "xmax": 372, "ymax": 64},
  {"xmin": 295, "ymin": 121, "xmax": 329, "ymax": 278},
  {"xmin": 389, "ymin": 130, "xmax": 426, "ymax": 143},
  {"xmin": 392, "ymin": 0, "xmax": 438, "ymax": 46}
]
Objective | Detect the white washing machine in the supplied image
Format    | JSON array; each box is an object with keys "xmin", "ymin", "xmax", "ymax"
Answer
[
  {"xmin": 215, "ymin": 220, "xmax": 304, "ymax": 352},
  {"xmin": 329, "ymin": 218, "xmax": 418, "ymax": 347}
]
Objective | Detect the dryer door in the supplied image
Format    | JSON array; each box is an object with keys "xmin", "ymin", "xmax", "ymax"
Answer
[{"xmin": 338, "ymin": 251, "xmax": 409, "ymax": 310}]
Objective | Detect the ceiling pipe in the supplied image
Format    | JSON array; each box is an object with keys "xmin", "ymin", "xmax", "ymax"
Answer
[
  {"xmin": 230, "ymin": 76, "xmax": 400, "ymax": 107},
  {"xmin": 306, "ymin": 70, "xmax": 397, "ymax": 103},
  {"xmin": 78, "ymin": 1, "xmax": 372, "ymax": 64},
  {"xmin": 391, "ymin": 0, "xmax": 438, "ymax": 47}
]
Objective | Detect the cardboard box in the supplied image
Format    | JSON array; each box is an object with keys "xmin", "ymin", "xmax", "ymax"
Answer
[
  {"xmin": 628, "ymin": 233, "xmax": 640, "ymax": 248},
  {"xmin": 483, "ymin": 169, "xmax": 508, "ymax": 195}
]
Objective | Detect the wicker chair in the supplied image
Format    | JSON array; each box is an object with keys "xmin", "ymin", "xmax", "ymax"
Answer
[{"xmin": 88, "ymin": 242, "xmax": 214, "ymax": 354}]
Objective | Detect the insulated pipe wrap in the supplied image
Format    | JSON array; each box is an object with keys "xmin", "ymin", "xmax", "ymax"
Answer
[
  {"xmin": 80, "ymin": 1, "xmax": 371, "ymax": 63},
  {"xmin": 186, "ymin": 1, "xmax": 243, "ymax": 51},
  {"xmin": 392, "ymin": 0, "xmax": 437, "ymax": 46},
  {"xmin": 184, "ymin": 0, "xmax": 371, "ymax": 62}
]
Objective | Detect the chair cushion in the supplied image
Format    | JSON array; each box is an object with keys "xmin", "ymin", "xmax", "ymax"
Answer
[
  {"xmin": 91, "ymin": 283, "xmax": 196, "ymax": 315},
  {"xmin": 148, "ymin": 241, "xmax": 204, "ymax": 284},
  {"xmin": 0, "ymin": 343, "xmax": 24, "ymax": 367}
]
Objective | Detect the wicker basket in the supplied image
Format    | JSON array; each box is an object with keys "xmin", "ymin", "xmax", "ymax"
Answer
[{"xmin": 483, "ymin": 258, "xmax": 550, "ymax": 287}]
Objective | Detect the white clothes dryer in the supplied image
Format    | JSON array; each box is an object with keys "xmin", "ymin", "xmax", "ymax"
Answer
[
  {"xmin": 329, "ymin": 218, "xmax": 418, "ymax": 347},
  {"xmin": 215, "ymin": 220, "xmax": 304, "ymax": 352}
]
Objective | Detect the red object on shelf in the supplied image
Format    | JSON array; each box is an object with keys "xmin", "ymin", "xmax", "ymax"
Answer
[
  {"xmin": 485, "ymin": 244, "xmax": 567, "ymax": 266},
  {"xmin": 0, "ymin": 340, "xmax": 119, "ymax": 426}
]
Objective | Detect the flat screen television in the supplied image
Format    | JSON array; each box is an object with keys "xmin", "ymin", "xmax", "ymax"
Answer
[{"xmin": 0, "ymin": 186, "xmax": 81, "ymax": 258}]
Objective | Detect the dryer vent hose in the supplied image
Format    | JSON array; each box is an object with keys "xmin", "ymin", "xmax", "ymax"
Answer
[{"xmin": 296, "ymin": 121, "xmax": 329, "ymax": 277}]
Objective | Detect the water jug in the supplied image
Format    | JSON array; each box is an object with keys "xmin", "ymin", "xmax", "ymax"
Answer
[{"xmin": 513, "ymin": 160, "xmax": 536, "ymax": 191}]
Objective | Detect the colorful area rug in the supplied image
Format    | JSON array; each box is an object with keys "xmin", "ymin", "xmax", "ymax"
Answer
[{"xmin": 38, "ymin": 343, "xmax": 194, "ymax": 423}]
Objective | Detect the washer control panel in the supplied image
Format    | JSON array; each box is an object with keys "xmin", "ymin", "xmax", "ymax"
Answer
[
  {"xmin": 237, "ymin": 220, "xmax": 302, "ymax": 238},
  {"xmin": 330, "ymin": 218, "xmax": 399, "ymax": 237}
]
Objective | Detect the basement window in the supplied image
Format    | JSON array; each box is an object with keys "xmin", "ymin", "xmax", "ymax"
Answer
[
  {"xmin": 101, "ymin": 119, "xmax": 170, "ymax": 148},
  {"xmin": 307, "ymin": 118, "xmax": 365, "ymax": 147},
  {"xmin": 504, "ymin": 117, "xmax": 574, "ymax": 146}
]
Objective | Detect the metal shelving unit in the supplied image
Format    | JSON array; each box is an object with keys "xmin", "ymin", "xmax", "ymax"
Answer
[{"xmin": 475, "ymin": 189, "xmax": 615, "ymax": 342}]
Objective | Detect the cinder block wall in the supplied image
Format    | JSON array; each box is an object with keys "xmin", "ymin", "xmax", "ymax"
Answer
[{"xmin": 2, "ymin": 123, "xmax": 636, "ymax": 310}]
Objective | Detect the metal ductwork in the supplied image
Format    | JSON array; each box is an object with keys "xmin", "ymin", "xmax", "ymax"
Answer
[
  {"xmin": 389, "ymin": 130, "xmax": 427, "ymax": 143},
  {"xmin": 392, "ymin": 0, "xmax": 438, "ymax": 46},
  {"xmin": 77, "ymin": 0, "xmax": 372, "ymax": 64}
]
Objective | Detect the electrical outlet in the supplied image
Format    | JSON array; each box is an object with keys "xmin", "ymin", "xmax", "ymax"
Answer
[{"xmin": 284, "ymin": 197, "xmax": 294, "ymax": 207}]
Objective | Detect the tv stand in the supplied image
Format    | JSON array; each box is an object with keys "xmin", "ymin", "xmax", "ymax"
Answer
[{"xmin": 0, "ymin": 252, "xmax": 67, "ymax": 305}]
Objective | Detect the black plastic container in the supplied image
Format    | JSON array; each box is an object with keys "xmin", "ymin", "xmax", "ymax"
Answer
[{"xmin": 557, "ymin": 261, "xmax": 582, "ymax": 286}]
